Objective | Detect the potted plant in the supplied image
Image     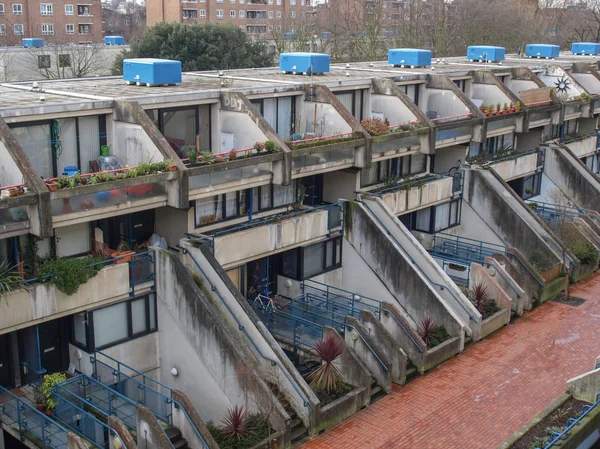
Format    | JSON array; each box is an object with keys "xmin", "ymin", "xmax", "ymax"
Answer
[
  {"xmin": 189, "ymin": 150, "xmax": 198, "ymax": 165},
  {"xmin": 200, "ymin": 151, "xmax": 213, "ymax": 165},
  {"xmin": 34, "ymin": 386, "xmax": 45, "ymax": 412},
  {"xmin": 253, "ymin": 141, "xmax": 265, "ymax": 153},
  {"xmin": 515, "ymin": 101, "xmax": 521, "ymax": 112},
  {"xmin": 114, "ymin": 242, "xmax": 135, "ymax": 264},
  {"xmin": 166, "ymin": 159, "xmax": 178, "ymax": 172},
  {"xmin": 264, "ymin": 140, "xmax": 276, "ymax": 153},
  {"xmin": 479, "ymin": 104, "xmax": 487, "ymax": 114},
  {"xmin": 46, "ymin": 180, "xmax": 59, "ymax": 192},
  {"xmin": 503, "ymin": 103, "xmax": 508, "ymax": 114},
  {"xmin": 496, "ymin": 103, "xmax": 502, "ymax": 116},
  {"xmin": 487, "ymin": 105, "xmax": 494, "ymax": 117},
  {"xmin": 41, "ymin": 372, "xmax": 67, "ymax": 415},
  {"xmin": 228, "ymin": 149, "xmax": 237, "ymax": 161}
]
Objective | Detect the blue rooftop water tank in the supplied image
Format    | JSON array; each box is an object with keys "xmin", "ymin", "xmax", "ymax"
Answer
[
  {"xmin": 104, "ymin": 36, "xmax": 125, "ymax": 45},
  {"xmin": 526, "ymin": 44, "xmax": 560, "ymax": 59},
  {"xmin": 279, "ymin": 53, "xmax": 330, "ymax": 75},
  {"xmin": 22, "ymin": 38, "xmax": 44, "ymax": 48},
  {"xmin": 388, "ymin": 49, "xmax": 431, "ymax": 68},
  {"xmin": 572, "ymin": 42, "xmax": 600, "ymax": 55},
  {"xmin": 467, "ymin": 46, "xmax": 505, "ymax": 62},
  {"xmin": 123, "ymin": 58, "xmax": 182, "ymax": 86}
]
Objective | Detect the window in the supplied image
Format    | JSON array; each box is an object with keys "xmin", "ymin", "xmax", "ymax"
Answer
[
  {"xmin": 301, "ymin": 0, "xmax": 304, "ymax": 4},
  {"xmin": 78, "ymin": 23, "xmax": 90, "ymax": 34},
  {"xmin": 291, "ymin": 10, "xmax": 295, "ymax": 17},
  {"xmin": 199, "ymin": 8, "xmax": 206, "ymax": 17},
  {"xmin": 484, "ymin": 133, "xmax": 514, "ymax": 154},
  {"xmin": 40, "ymin": 3, "xmax": 53, "ymax": 15},
  {"xmin": 564, "ymin": 119, "xmax": 577, "ymax": 136},
  {"xmin": 334, "ymin": 89, "xmax": 364, "ymax": 120},
  {"xmin": 216, "ymin": 8, "xmax": 223, "ymax": 17},
  {"xmin": 453, "ymin": 79, "xmax": 466, "ymax": 93},
  {"xmin": 0, "ymin": 4, "xmax": 4, "ymax": 15},
  {"xmin": 216, "ymin": 0, "xmax": 223, "ymax": 3},
  {"xmin": 413, "ymin": 199, "xmax": 461, "ymax": 233},
  {"xmin": 268, "ymin": 9, "xmax": 272, "ymax": 18},
  {"xmin": 267, "ymin": 24, "xmax": 272, "ymax": 31},
  {"xmin": 276, "ymin": 0, "xmax": 280, "ymax": 4},
  {"xmin": 276, "ymin": 24, "xmax": 281, "ymax": 31},
  {"xmin": 13, "ymin": 24, "xmax": 23, "ymax": 34},
  {"xmin": 0, "ymin": 24, "xmax": 4, "ymax": 35},
  {"xmin": 66, "ymin": 23, "xmax": 74, "ymax": 33},
  {"xmin": 41, "ymin": 23, "xmax": 54, "ymax": 35},
  {"xmin": 268, "ymin": 0, "xmax": 272, "ymax": 3},
  {"xmin": 302, "ymin": 237, "xmax": 342, "ymax": 279},
  {"xmin": 250, "ymin": 96, "xmax": 296, "ymax": 139},
  {"xmin": 77, "ymin": 4, "xmax": 91, "ymax": 15},
  {"xmin": 360, "ymin": 153, "xmax": 427, "ymax": 187},
  {"xmin": 12, "ymin": 3, "xmax": 21, "ymax": 14},
  {"xmin": 230, "ymin": 0, "xmax": 235, "ymax": 4},
  {"xmin": 58, "ymin": 53, "xmax": 70, "ymax": 67},
  {"xmin": 230, "ymin": 9, "xmax": 235, "ymax": 17},
  {"xmin": 290, "ymin": 0, "xmax": 295, "ymax": 4},
  {"xmin": 239, "ymin": 9, "xmax": 244, "ymax": 17},
  {"xmin": 276, "ymin": 10, "xmax": 280, "ymax": 18},
  {"xmin": 38, "ymin": 54, "xmax": 50, "ymax": 68},
  {"xmin": 71, "ymin": 294, "xmax": 158, "ymax": 351},
  {"xmin": 183, "ymin": 8, "xmax": 197, "ymax": 18},
  {"xmin": 508, "ymin": 173, "xmax": 542, "ymax": 200},
  {"xmin": 239, "ymin": 0, "xmax": 244, "ymax": 4}
]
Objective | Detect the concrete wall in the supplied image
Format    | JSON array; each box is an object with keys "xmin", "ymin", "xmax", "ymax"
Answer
[
  {"xmin": 567, "ymin": 367, "xmax": 600, "ymax": 404},
  {"xmin": 155, "ymin": 206, "xmax": 189, "ymax": 247},
  {"xmin": 219, "ymin": 110, "xmax": 269, "ymax": 152},
  {"xmin": 155, "ymin": 249, "xmax": 290, "ymax": 431},
  {"xmin": 469, "ymin": 263, "xmax": 512, "ymax": 318},
  {"xmin": 442, "ymin": 200, "xmax": 505, "ymax": 248},
  {"xmin": 566, "ymin": 135, "xmax": 598, "ymax": 158},
  {"xmin": 212, "ymin": 209, "xmax": 329, "ymax": 268},
  {"xmin": 0, "ymin": 140, "xmax": 24, "ymax": 186},
  {"xmin": 484, "ymin": 256, "xmax": 525, "ymax": 316},
  {"xmin": 379, "ymin": 177, "xmax": 453, "ymax": 215},
  {"xmin": 110, "ymin": 121, "xmax": 164, "ymax": 167},
  {"xmin": 491, "ymin": 153, "xmax": 539, "ymax": 181},
  {"xmin": 0, "ymin": 263, "xmax": 131, "ymax": 335},
  {"xmin": 424, "ymin": 88, "xmax": 471, "ymax": 118},
  {"xmin": 433, "ymin": 144, "xmax": 468, "ymax": 172},
  {"xmin": 136, "ymin": 405, "xmax": 173, "ymax": 449},
  {"xmin": 178, "ymin": 241, "xmax": 317, "ymax": 427},
  {"xmin": 345, "ymin": 201, "xmax": 464, "ymax": 340},
  {"xmin": 322, "ymin": 169, "xmax": 359, "ymax": 203},
  {"xmin": 301, "ymin": 102, "xmax": 352, "ymax": 137},
  {"xmin": 471, "ymin": 84, "xmax": 512, "ymax": 107},
  {"xmin": 370, "ymin": 94, "xmax": 417, "ymax": 124},
  {"xmin": 515, "ymin": 129, "xmax": 543, "ymax": 150},
  {"xmin": 544, "ymin": 146, "xmax": 600, "ymax": 211},
  {"xmin": 505, "ymin": 79, "xmax": 539, "ymax": 96}
]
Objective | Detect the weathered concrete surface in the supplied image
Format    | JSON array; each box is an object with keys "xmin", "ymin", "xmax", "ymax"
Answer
[
  {"xmin": 136, "ymin": 405, "xmax": 173, "ymax": 449},
  {"xmin": 379, "ymin": 177, "xmax": 453, "ymax": 214},
  {"xmin": 491, "ymin": 153, "xmax": 539, "ymax": 181},
  {"xmin": 469, "ymin": 263, "xmax": 512, "ymax": 339},
  {"xmin": 565, "ymin": 134, "xmax": 598, "ymax": 158},
  {"xmin": 171, "ymin": 390, "xmax": 220, "ymax": 449},
  {"xmin": 107, "ymin": 416, "xmax": 138, "ymax": 449},
  {"xmin": 380, "ymin": 302, "xmax": 427, "ymax": 372},
  {"xmin": 484, "ymin": 256, "xmax": 525, "ymax": 316},
  {"xmin": 567, "ymin": 367, "xmax": 600, "ymax": 404}
]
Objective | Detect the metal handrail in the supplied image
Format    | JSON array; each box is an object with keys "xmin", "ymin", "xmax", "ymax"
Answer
[
  {"xmin": 0, "ymin": 385, "xmax": 73, "ymax": 449},
  {"xmin": 177, "ymin": 245, "xmax": 313, "ymax": 412},
  {"xmin": 358, "ymin": 200, "xmax": 479, "ymax": 324},
  {"xmin": 301, "ymin": 280, "xmax": 382, "ymax": 312},
  {"xmin": 381, "ymin": 309, "xmax": 424, "ymax": 353},
  {"xmin": 292, "ymin": 292, "xmax": 380, "ymax": 321},
  {"xmin": 345, "ymin": 324, "xmax": 389, "ymax": 372},
  {"xmin": 539, "ymin": 392, "xmax": 600, "ymax": 449},
  {"xmin": 483, "ymin": 262, "xmax": 521, "ymax": 299}
]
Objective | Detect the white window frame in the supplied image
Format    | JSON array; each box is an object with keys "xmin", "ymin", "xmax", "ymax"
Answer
[
  {"xmin": 268, "ymin": 24, "xmax": 272, "ymax": 31},
  {"xmin": 276, "ymin": 10, "xmax": 281, "ymax": 18},
  {"xmin": 41, "ymin": 23, "xmax": 54, "ymax": 35},
  {"xmin": 66, "ymin": 23, "xmax": 74, "ymax": 33},
  {"xmin": 40, "ymin": 3, "xmax": 53, "ymax": 15},
  {"xmin": 268, "ymin": 10, "xmax": 272, "ymax": 18},
  {"xmin": 13, "ymin": 23, "xmax": 23, "ymax": 34},
  {"xmin": 65, "ymin": 4, "xmax": 73, "ymax": 14},
  {"xmin": 291, "ymin": 10, "xmax": 295, "ymax": 17},
  {"xmin": 199, "ymin": 8, "xmax": 206, "ymax": 17},
  {"xmin": 290, "ymin": 0, "xmax": 295, "ymax": 5},
  {"xmin": 276, "ymin": 0, "xmax": 280, "ymax": 5},
  {"xmin": 276, "ymin": 24, "xmax": 281, "ymax": 31},
  {"xmin": 216, "ymin": 8, "xmax": 223, "ymax": 17},
  {"xmin": 79, "ymin": 23, "xmax": 90, "ymax": 34},
  {"xmin": 0, "ymin": 4, "xmax": 4, "ymax": 15},
  {"xmin": 12, "ymin": 4, "xmax": 22, "ymax": 15},
  {"xmin": 229, "ymin": 9, "xmax": 235, "ymax": 17},
  {"xmin": 239, "ymin": 9, "xmax": 244, "ymax": 17},
  {"xmin": 0, "ymin": 24, "xmax": 5, "ymax": 35},
  {"xmin": 216, "ymin": 0, "xmax": 223, "ymax": 3}
]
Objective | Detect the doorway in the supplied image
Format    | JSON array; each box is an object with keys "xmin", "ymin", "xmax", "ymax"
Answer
[{"xmin": 0, "ymin": 333, "xmax": 13, "ymax": 388}]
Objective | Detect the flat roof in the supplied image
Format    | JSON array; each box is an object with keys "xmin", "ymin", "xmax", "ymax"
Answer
[{"xmin": 1, "ymin": 51, "xmax": 599, "ymax": 112}]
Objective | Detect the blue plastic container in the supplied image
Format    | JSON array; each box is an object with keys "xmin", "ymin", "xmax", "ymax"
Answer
[
  {"xmin": 388, "ymin": 49, "xmax": 431, "ymax": 67},
  {"xmin": 279, "ymin": 53, "xmax": 330, "ymax": 75},
  {"xmin": 467, "ymin": 46, "xmax": 505, "ymax": 62},
  {"xmin": 104, "ymin": 36, "xmax": 125, "ymax": 45},
  {"xmin": 22, "ymin": 38, "xmax": 43, "ymax": 48},
  {"xmin": 526, "ymin": 44, "xmax": 559, "ymax": 59},
  {"xmin": 63, "ymin": 166, "xmax": 78, "ymax": 177},
  {"xmin": 572, "ymin": 42, "xmax": 600, "ymax": 55},
  {"xmin": 123, "ymin": 58, "xmax": 182, "ymax": 86}
]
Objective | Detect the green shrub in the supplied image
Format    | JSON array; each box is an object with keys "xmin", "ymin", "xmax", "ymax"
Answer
[
  {"xmin": 41, "ymin": 373, "xmax": 67, "ymax": 410},
  {"xmin": 528, "ymin": 250, "xmax": 554, "ymax": 272},
  {"xmin": 569, "ymin": 242, "xmax": 598, "ymax": 265},
  {"xmin": 38, "ymin": 257, "xmax": 106, "ymax": 295}
]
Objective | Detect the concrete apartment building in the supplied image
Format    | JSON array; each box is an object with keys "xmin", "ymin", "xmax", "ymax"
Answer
[
  {"xmin": 147, "ymin": 0, "xmax": 313, "ymax": 36},
  {"xmin": 0, "ymin": 0, "xmax": 102, "ymax": 45},
  {"xmin": 1, "ymin": 48, "xmax": 600, "ymax": 449}
]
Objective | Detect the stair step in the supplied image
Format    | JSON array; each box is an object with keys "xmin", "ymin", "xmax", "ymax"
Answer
[
  {"xmin": 164, "ymin": 427, "xmax": 182, "ymax": 441},
  {"xmin": 290, "ymin": 417, "xmax": 302, "ymax": 429},
  {"xmin": 370, "ymin": 385, "xmax": 382, "ymax": 397},
  {"xmin": 172, "ymin": 439, "xmax": 188, "ymax": 449},
  {"xmin": 291, "ymin": 425, "xmax": 308, "ymax": 442}
]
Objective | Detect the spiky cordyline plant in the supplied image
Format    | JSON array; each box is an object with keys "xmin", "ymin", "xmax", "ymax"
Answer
[
  {"xmin": 0, "ymin": 261, "xmax": 23, "ymax": 297},
  {"xmin": 221, "ymin": 405, "xmax": 248, "ymax": 441},
  {"xmin": 469, "ymin": 282, "xmax": 490, "ymax": 314},
  {"xmin": 417, "ymin": 318, "xmax": 436, "ymax": 347},
  {"xmin": 306, "ymin": 334, "xmax": 345, "ymax": 393}
]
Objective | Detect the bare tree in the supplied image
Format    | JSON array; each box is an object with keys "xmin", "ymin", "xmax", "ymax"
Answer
[
  {"xmin": 548, "ymin": 188, "xmax": 574, "ymax": 300},
  {"xmin": 23, "ymin": 40, "xmax": 105, "ymax": 79},
  {"xmin": 0, "ymin": 48, "xmax": 17, "ymax": 82}
]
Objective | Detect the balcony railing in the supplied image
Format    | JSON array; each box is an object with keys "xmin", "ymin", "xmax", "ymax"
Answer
[
  {"xmin": 286, "ymin": 132, "xmax": 363, "ymax": 151},
  {"xmin": 430, "ymin": 113, "xmax": 473, "ymax": 125},
  {"xmin": 435, "ymin": 126, "xmax": 472, "ymax": 142},
  {"xmin": 188, "ymin": 163, "xmax": 272, "ymax": 190}
]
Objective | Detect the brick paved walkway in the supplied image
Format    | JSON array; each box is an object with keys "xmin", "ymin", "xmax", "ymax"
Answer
[{"xmin": 301, "ymin": 273, "xmax": 600, "ymax": 449}]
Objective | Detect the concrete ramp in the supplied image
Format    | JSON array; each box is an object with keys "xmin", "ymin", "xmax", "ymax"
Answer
[
  {"xmin": 345, "ymin": 199, "xmax": 468, "ymax": 346},
  {"xmin": 359, "ymin": 195, "xmax": 480, "ymax": 339}
]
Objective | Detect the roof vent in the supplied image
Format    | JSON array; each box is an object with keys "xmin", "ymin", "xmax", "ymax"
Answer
[
  {"xmin": 279, "ymin": 52, "xmax": 330, "ymax": 75},
  {"xmin": 123, "ymin": 58, "xmax": 182, "ymax": 87},
  {"xmin": 467, "ymin": 46, "xmax": 505, "ymax": 63},
  {"xmin": 388, "ymin": 49, "xmax": 431, "ymax": 68}
]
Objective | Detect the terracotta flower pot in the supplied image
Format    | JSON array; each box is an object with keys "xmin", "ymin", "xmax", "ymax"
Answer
[
  {"xmin": 115, "ymin": 250, "xmax": 135, "ymax": 264},
  {"xmin": 168, "ymin": 164, "xmax": 177, "ymax": 172},
  {"xmin": 46, "ymin": 182, "xmax": 58, "ymax": 192}
]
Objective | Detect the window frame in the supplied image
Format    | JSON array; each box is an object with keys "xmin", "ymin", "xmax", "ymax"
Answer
[
  {"xmin": 40, "ymin": 3, "xmax": 53, "ymax": 15},
  {"xmin": 13, "ymin": 23, "xmax": 23, "ymax": 34},
  {"xmin": 71, "ymin": 293, "xmax": 158, "ymax": 353},
  {"xmin": 0, "ymin": 24, "xmax": 5, "ymax": 35},
  {"xmin": 216, "ymin": 8, "xmax": 223, "ymax": 17},
  {"xmin": 12, "ymin": 3, "xmax": 22, "ymax": 15},
  {"xmin": 360, "ymin": 153, "xmax": 427, "ymax": 188},
  {"xmin": 412, "ymin": 199, "xmax": 462, "ymax": 234},
  {"xmin": 0, "ymin": 4, "xmax": 5, "ymax": 15},
  {"xmin": 41, "ymin": 23, "xmax": 54, "ymax": 35},
  {"xmin": 298, "ymin": 236, "xmax": 343, "ymax": 280},
  {"xmin": 38, "ymin": 54, "xmax": 51, "ymax": 69},
  {"xmin": 229, "ymin": 9, "xmax": 235, "ymax": 17},
  {"xmin": 65, "ymin": 23, "xmax": 74, "ymax": 33},
  {"xmin": 199, "ymin": 8, "xmax": 206, "ymax": 17}
]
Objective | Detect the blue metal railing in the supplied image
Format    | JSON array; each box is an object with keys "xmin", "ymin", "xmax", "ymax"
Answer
[
  {"xmin": 301, "ymin": 279, "xmax": 383, "ymax": 320},
  {"xmin": 381, "ymin": 310, "xmax": 424, "ymax": 353},
  {"xmin": 188, "ymin": 202, "xmax": 345, "ymax": 250},
  {"xmin": 538, "ymin": 393, "xmax": 600, "ymax": 449},
  {"xmin": 488, "ymin": 148, "xmax": 544, "ymax": 166},
  {"xmin": 432, "ymin": 233, "xmax": 545, "ymax": 286},
  {"xmin": 0, "ymin": 385, "xmax": 71, "ymax": 449},
  {"xmin": 367, "ymin": 171, "xmax": 463, "ymax": 198},
  {"xmin": 527, "ymin": 201, "xmax": 585, "ymax": 223},
  {"xmin": 358, "ymin": 200, "xmax": 479, "ymax": 324},
  {"xmin": 483, "ymin": 262, "xmax": 521, "ymax": 300},
  {"xmin": 177, "ymin": 245, "xmax": 313, "ymax": 412},
  {"xmin": 345, "ymin": 323, "xmax": 389, "ymax": 372},
  {"xmin": 91, "ymin": 351, "xmax": 211, "ymax": 449}
]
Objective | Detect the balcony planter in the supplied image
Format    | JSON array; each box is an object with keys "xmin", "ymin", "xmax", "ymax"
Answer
[
  {"xmin": 167, "ymin": 164, "xmax": 178, "ymax": 172},
  {"xmin": 46, "ymin": 181, "xmax": 59, "ymax": 192},
  {"xmin": 113, "ymin": 250, "xmax": 135, "ymax": 265}
]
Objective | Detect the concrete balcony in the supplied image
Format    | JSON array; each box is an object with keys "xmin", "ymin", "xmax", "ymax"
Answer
[
  {"xmin": 369, "ymin": 173, "xmax": 462, "ymax": 215},
  {"xmin": 289, "ymin": 133, "xmax": 364, "ymax": 177},
  {"xmin": 435, "ymin": 125, "xmax": 473, "ymax": 148},
  {"xmin": 564, "ymin": 133, "xmax": 598, "ymax": 158},
  {"xmin": 194, "ymin": 205, "xmax": 342, "ymax": 269},
  {"xmin": 0, "ymin": 193, "xmax": 36, "ymax": 238},
  {"xmin": 0, "ymin": 254, "xmax": 154, "ymax": 334},
  {"xmin": 489, "ymin": 150, "xmax": 543, "ymax": 181}
]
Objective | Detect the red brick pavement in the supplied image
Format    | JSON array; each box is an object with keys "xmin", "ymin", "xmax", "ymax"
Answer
[{"xmin": 300, "ymin": 273, "xmax": 600, "ymax": 449}]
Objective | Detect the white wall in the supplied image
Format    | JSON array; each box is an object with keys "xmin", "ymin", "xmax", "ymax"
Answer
[
  {"xmin": 0, "ymin": 140, "xmax": 25, "ymax": 186},
  {"xmin": 471, "ymin": 84, "xmax": 512, "ymax": 107},
  {"xmin": 529, "ymin": 173, "xmax": 570, "ymax": 205},
  {"xmin": 219, "ymin": 110, "xmax": 268, "ymax": 152},
  {"xmin": 423, "ymin": 88, "xmax": 471, "ymax": 118},
  {"xmin": 539, "ymin": 73, "xmax": 584, "ymax": 98},
  {"xmin": 570, "ymin": 73, "xmax": 600, "ymax": 95},
  {"xmin": 323, "ymin": 170, "xmax": 359, "ymax": 203},
  {"xmin": 300, "ymin": 102, "xmax": 352, "ymax": 137},
  {"xmin": 434, "ymin": 145, "xmax": 468, "ymax": 172},
  {"xmin": 505, "ymin": 79, "xmax": 540, "ymax": 97},
  {"xmin": 111, "ymin": 121, "xmax": 164, "ymax": 166},
  {"xmin": 443, "ymin": 200, "xmax": 505, "ymax": 247},
  {"xmin": 370, "ymin": 94, "xmax": 417, "ymax": 125}
]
